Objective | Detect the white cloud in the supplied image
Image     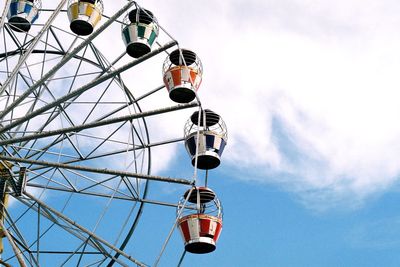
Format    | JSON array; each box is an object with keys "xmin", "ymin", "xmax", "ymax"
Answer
[
  {"xmin": 135, "ymin": 0, "xmax": 400, "ymax": 210},
  {"xmin": 5, "ymin": 0, "xmax": 400, "ymax": 210}
]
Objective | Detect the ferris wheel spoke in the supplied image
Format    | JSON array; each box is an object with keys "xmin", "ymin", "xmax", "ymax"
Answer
[
  {"xmin": 4, "ymin": 102, "xmax": 130, "ymax": 162},
  {"xmin": 23, "ymin": 72, "xmax": 117, "ymax": 151},
  {"xmin": 2, "ymin": 213, "xmax": 39, "ymax": 267},
  {"xmin": 0, "ymin": 40, "xmax": 177, "ymax": 135},
  {"xmin": 17, "ymin": 46, "xmax": 93, "ymax": 130},
  {"xmin": 48, "ymin": 26, "xmax": 65, "ymax": 54},
  {"xmin": 90, "ymin": 83, "xmax": 166, "ymax": 125},
  {"xmin": 0, "ymin": 0, "xmax": 136, "ymax": 121},
  {"xmin": 88, "ymin": 43, "xmax": 107, "ymax": 72},
  {"xmin": 130, "ymin": 121, "xmax": 145, "ymax": 148},
  {"xmin": 6, "ymin": 72, "xmax": 18, "ymax": 119},
  {"xmin": 15, "ymin": 130, "xmax": 135, "ymax": 165},
  {"xmin": 57, "ymin": 136, "xmax": 184, "ymax": 166},
  {"xmin": 0, "ymin": 103, "xmax": 197, "ymax": 146},
  {"xmin": 0, "ymin": 0, "xmax": 11, "ymax": 33},
  {"xmin": 0, "ymin": 155, "xmax": 193, "ymax": 185},
  {"xmin": 27, "ymin": 184, "xmax": 136, "ymax": 202},
  {"xmin": 9, "ymin": 128, "xmax": 141, "ymax": 163},
  {"xmin": 18, "ymin": 133, "xmax": 75, "ymax": 161},
  {"xmin": 63, "ymin": 45, "xmax": 91, "ymax": 97},
  {"xmin": 131, "ymin": 84, "xmax": 166, "ymax": 104},
  {"xmin": 2, "ymin": 146, "xmax": 22, "ymax": 162},
  {"xmin": 0, "ymin": 0, "xmax": 218, "ymax": 264},
  {"xmin": 64, "ymin": 135, "xmax": 85, "ymax": 160},
  {"xmin": 17, "ymin": 192, "xmax": 147, "ymax": 267},
  {"xmin": 58, "ymin": 239, "xmax": 93, "ymax": 266},
  {"xmin": 0, "ymin": 0, "xmax": 68, "ymax": 96},
  {"xmin": 26, "ymin": 174, "xmax": 178, "ymax": 208},
  {"xmin": 0, "ymin": 201, "xmax": 37, "ymax": 266},
  {"xmin": 5, "ymin": 106, "xmax": 126, "ymax": 162},
  {"xmin": 27, "ymin": 177, "xmax": 195, "ymax": 209},
  {"xmin": 73, "ymin": 174, "xmax": 128, "ymax": 197},
  {"xmin": 13, "ymin": 68, "xmax": 77, "ymax": 140},
  {"xmin": 12, "ymin": 199, "xmax": 117, "ymax": 267},
  {"xmin": 3, "ymin": 25, "xmax": 25, "ymax": 55},
  {"xmin": 9, "ymin": 144, "xmax": 77, "ymax": 160},
  {"xmin": 81, "ymin": 77, "xmax": 119, "ymax": 125},
  {"xmin": 17, "ymin": 133, "xmax": 133, "ymax": 167},
  {"xmin": 84, "ymin": 122, "xmax": 129, "ymax": 159},
  {"xmin": 26, "ymin": 166, "xmax": 127, "ymax": 195},
  {"xmin": 1, "ymin": 29, "xmax": 11, "ymax": 77},
  {"xmin": 59, "ymin": 44, "xmax": 128, "ymax": 94},
  {"xmin": 52, "ymin": 168, "xmax": 79, "ymax": 192},
  {"xmin": 26, "ymin": 174, "xmax": 141, "ymax": 204}
]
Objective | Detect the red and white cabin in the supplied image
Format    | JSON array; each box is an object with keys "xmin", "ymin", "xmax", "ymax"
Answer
[
  {"xmin": 177, "ymin": 187, "xmax": 223, "ymax": 254},
  {"xmin": 178, "ymin": 214, "xmax": 222, "ymax": 254}
]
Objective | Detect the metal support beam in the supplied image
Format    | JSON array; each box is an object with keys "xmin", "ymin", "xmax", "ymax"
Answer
[
  {"xmin": 1, "ymin": 103, "xmax": 195, "ymax": 146},
  {"xmin": 61, "ymin": 137, "xmax": 185, "ymax": 165},
  {"xmin": 0, "ymin": 220, "xmax": 27, "ymax": 267},
  {"xmin": 15, "ymin": 167, "xmax": 26, "ymax": 196},
  {"xmin": 0, "ymin": 0, "xmax": 68, "ymax": 96},
  {"xmin": 15, "ymin": 196, "xmax": 131, "ymax": 267},
  {"xmin": 24, "ymin": 192, "xmax": 147, "ymax": 267},
  {"xmin": 0, "ymin": 0, "xmax": 11, "ymax": 34},
  {"xmin": 0, "ymin": 103, "xmax": 197, "ymax": 146},
  {"xmin": 95, "ymin": 84, "xmax": 166, "ymax": 122},
  {"xmin": 26, "ymin": 183, "xmax": 196, "ymax": 209},
  {"xmin": 0, "ymin": 41, "xmax": 178, "ymax": 134},
  {"xmin": 0, "ymin": 167, "xmax": 17, "ymax": 194},
  {"xmin": 0, "ymin": 0, "xmax": 136, "ymax": 116},
  {"xmin": 0, "ymin": 155, "xmax": 193, "ymax": 185}
]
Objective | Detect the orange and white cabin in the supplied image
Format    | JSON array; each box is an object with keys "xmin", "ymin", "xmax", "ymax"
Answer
[
  {"xmin": 7, "ymin": 0, "xmax": 41, "ymax": 32},
  {"xmin": 177, "ymin": 187, "xmax": 223, "ymax": 254},
  {"xmin": 163, "ymin": 49, "xmax": 203, "ymax": 103},
  {"xmin": 67, "ymin": 0, "xmax": 103, "ymax": 36},
  {"xmin": 184, "ymin": 109, "xmax": 228, "ymax": 170}
]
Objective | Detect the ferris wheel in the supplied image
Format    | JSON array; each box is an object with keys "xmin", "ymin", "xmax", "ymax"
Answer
[{"xmin": 0, "ymin": 1, "xmax": 228, "ymax": 266}]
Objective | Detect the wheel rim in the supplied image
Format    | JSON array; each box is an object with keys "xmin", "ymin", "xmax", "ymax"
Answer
[{"xmin": 0, "ymin": 11, "xmax": 153, "ymax": 266}]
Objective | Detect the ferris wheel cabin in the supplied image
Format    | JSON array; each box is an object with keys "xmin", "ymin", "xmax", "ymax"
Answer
[
  {"xmin": 177, "ymin": 187, "xmax": 223, "ymax": 254},
  {"xmin": 163, "ymin": 49, "xmax": 203, "ymax": 103},
  {"xmin": 67, "ymin": 0, "xmax": 104, "ymax": 36},
  {"xmin": 121, "ymin": 8, "xmax": 159, "ymax": 58},
  {"xmin": 7, "ymin": 0, "xmax": 41, "ymax": 32},
  {"xmin": 184, "ymin": 109, "xmax": 227, "ymax": 170}
]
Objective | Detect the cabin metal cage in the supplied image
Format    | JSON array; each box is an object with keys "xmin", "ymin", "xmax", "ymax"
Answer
[
  {"xmin": 7, "ymin": 0, "xmax": 42, "ymax": 32},
  {"xmin": 121, "ymin": 8, "xmax": 159, "ymax": 58},
  {"xmin": 184, "ymin": 109, "xmax": 228, "ymax": 170},
  {"xmin": 177, "ymin": 187, "xmax": 223, "ymax": 254},
  {"xmin": 162, "ymin": 49, "xmax": 203, "ymax": 103},
  {"xmin": 67, "ymin": 0, "xmax": 104, "ymax": 36}
]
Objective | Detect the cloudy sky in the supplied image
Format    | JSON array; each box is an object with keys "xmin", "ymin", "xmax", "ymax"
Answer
[
  {"xmin": 132, "ymin": 1, "xmax": 400, "ymax": 266},
  {"xmin": 96, "ymin": 0, "xmax": 400, "ymax": 210},
  {"xmin": 4, "ymin": 0, "xmax": 400, "ymax": 266},
  {"xmin": 150, "ymin": 0, "xmax": 400, "ymax": 210},
  {"xmin": 114, "ymin": 0, "xmax": 400, "ymax": 265}
]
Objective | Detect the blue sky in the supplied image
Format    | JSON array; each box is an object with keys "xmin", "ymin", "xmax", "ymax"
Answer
[
  {"xmin": 131, "ymin": 153, "xmax": 400, "ymax": 266},
  {"xmin": 4, "ymin": 0, "xmax": 400, "ymax": 266},
  {"xmin": 132, "ymin": 0, "xmax": 400, "ymax": 265}
]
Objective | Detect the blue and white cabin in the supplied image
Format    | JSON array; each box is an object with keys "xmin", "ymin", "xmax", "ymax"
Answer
[
  {"xmin": 184, "ymin": 110, "xmax": 228, "ymax": 170},
  {"xmin": 7, "ymin": 0, "xmax": 41, "ymax": 32}
]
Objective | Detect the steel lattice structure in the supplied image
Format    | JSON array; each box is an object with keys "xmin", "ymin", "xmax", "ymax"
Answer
[{"xmin": 0, "ymin": 1, "xmax": 205, "ymax": 266}]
